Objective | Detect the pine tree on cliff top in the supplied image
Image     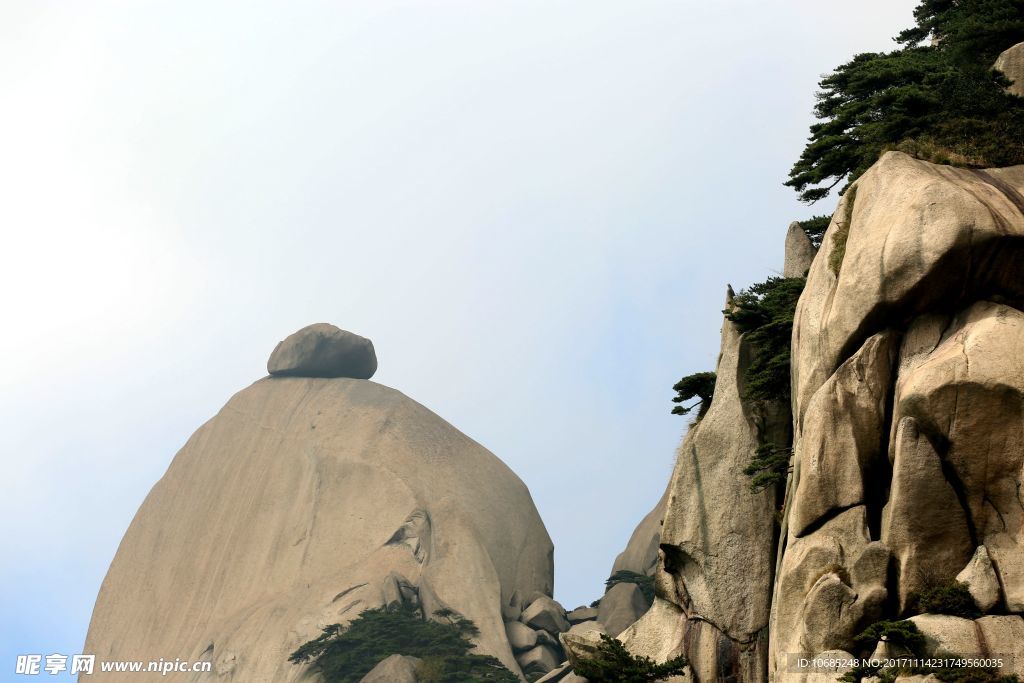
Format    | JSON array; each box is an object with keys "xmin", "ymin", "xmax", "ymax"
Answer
[{"xmin": 787, "ymin": 0, "xmax": 1024, "ymax": 203}]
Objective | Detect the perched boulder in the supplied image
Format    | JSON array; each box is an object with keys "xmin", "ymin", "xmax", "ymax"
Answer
[
  {"xmin": 360, "ymin": 654, "xmax": 420, "ymax": 683},
  {"xmin": 522, "ymin": 596, "xmax": 570, "ymax": 634},
  {"xmin": 84, "ymin": 377, "xmax": 553, "ymax": 681},
  {"xmin": 597, "ymin": 582, "xmax": 649, "ymax": 637},
  {"xmin": 956, "ymin": 546, "xmax": 1001, "ymax": 614},
  {"xmin": 267, "ymin": 323, "xmax": 377, "ymax": 379}
]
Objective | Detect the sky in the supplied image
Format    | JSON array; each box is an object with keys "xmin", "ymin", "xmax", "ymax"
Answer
[{"xmin": 0, "ymin": 0, "xmax": 918, "ymax": 677}]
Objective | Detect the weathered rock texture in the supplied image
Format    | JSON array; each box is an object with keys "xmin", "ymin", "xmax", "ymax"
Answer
[
  {"xmin": 620, "ymin": 290, "xmax": 784, "ymax": 683},
  {"xmin": 771, "ymin": 152, "xmax": 1024, "ymax": 681},
  {"xmin": 615, "ymin": 152, "xmax": 1024, "ymax": 683},
  {"xmin": 784, "ymin": 221, "xmax": 817, "ymax": 278},
  {"xmin": 84, "ymin": 376, "xmax": 553, "ymax": 681}
]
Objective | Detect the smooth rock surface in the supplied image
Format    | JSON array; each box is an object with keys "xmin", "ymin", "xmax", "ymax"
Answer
[
  {"xmin": 784, "ymin": 220, "xmax": 818, "ymax": 277},
  {"xmin": 596, "ymin": 582, "xmax": 649, "ymax": 637},
  {"xmin": 84, "ymin": 378, "xmax": 553, "ymax": 681},
  {"xmin": 506, "ymin": 620, "xmax": 539, "ymax": 653},
  {"xmin": 882, "ymin": 417, "xmax": 974, "ymax": 611},
  {"xmin": 268, "ymin": 323, "xmax": 377, "ymax": 379},
  {"xmin": 792, "ymin": 152, "xmax": 1024, "ymax": 427},
  {"xmin": 789, "ymin": 332, "xmax": 897, "ymax": 537},
  {"xmin": 956, "ymin": 546, "xmax": 1001, "ymax": 614},
  {"xmin": 620, "ymin": 301, "xmax": 781, "ymax": 683},
  {"xmin": 888, "ymin": 302, "xmax": 1024, "ymax": 611},
  {"xmin": 658, "ymin": 311, "xmax": 776, "ymax": 641},
  {"xmin": 360, "ymin": 654, "xmax": 420, "ymax": 683}
]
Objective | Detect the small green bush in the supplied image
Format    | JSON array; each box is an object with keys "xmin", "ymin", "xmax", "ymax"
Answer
[
  {"xmin": 852, "ymin": 619, "xmax": 927, "ymax": 654},
  {"xmin": 288, "ymin": 605, "xmax": 518, "ymax": 683},
  {"xmin": 910, "ymin": 580, "xmax": 980, "ymax": 618},
  {"xmin": 798, "ymin": 215, "xmax": 832, "ymax": 249},
  {"xmin": 726, "ymin": 276, "xmax": 806, "ymax": 404},
  {"xmin": 671, "ymin": 371, "xmax": 716, "ymax": 418},
  {"xmin": 606, "ymin": 570, "xmax": 655, "ymax": 604},
  {"xmin": 573, "ymin": 634, "xmax": 688, "ymax": 683},
  {"xmin": 743, "ymin": 443, "xmax": 792, "ymax": 493}
]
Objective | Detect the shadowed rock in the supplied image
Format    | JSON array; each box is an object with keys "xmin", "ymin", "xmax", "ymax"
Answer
[{"xmin": 268, "ymin": 322, "xmax": 377, "ymax": 379}]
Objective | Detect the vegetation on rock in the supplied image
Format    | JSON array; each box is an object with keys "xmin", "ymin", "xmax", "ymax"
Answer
[
  {"xmin": 828, "ymin": 185, "xmax": 858, "ymax": 276},
  {"xmin": 671, "ymin": 371, "xmax": 716, "ymax": 418},
  {"xmin": 572, "ymin": 633, "xmax": 688, "ymax": 683},
  {"xmin": 909, "ymin": 580, "xmax": 981, "ymax": 618},
  {"xmin": 726, "ymin": 277, "xmax": 805, "ymax": 404},
  {"xmin": 605, "ymin": 570, "xmax": 656, "ymax": 604},
  {"xmin": 842, "ymin": 618, "xmax": 1019, "ymax": 683},
  {"xmin": 798, "ymin": 215, "xmax": 832, "ymax": 248},
  {"xmin": 288, "ymin": 605, "xmax": 518, "ymax": 683},
  {"xmin": 743, "ymin": 443, "xmax": 792, "ymax": 493},
  {"xmin": 852, "ymin": 619, "xmax": 927, "ymax": 653},
  {"xmin": 786, "ymin": 0, "xmax": 1024, "ymax": 203}
]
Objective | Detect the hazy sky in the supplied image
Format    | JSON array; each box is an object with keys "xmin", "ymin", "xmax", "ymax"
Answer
[{"xmin": 0, "ymin": 0, "xmax": 918, "ymax": 674}]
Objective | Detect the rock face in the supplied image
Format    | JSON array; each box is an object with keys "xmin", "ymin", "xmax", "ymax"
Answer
[
  {"xmin": 620, "ymin": 289, "xmax": 783, "ymax": 683},
  {"xmin": 618, "ymin": 152, "xmax": 1024, "ymax": 683},
  {"xmin": 84, "ymin": 373, "xmax": 553, "ymax": 681},
  {"xmin": 784, "ymin": 221, "xmax": 817, "ymax": 278},
  {"xmin": 267, "ymin": 323, "xmax": 378, "ymax": 379},
  {"xmin": 955, "ymin": 546, "xmax": 1001, "ymax": 613},
  {"xmin": 597, "ymin": 582, "xmax": 649, "ymax": 637},
  {"xmin": 996, "ymin": 42, "xmax": 1024, "ymax": 97},
  {"xmin": 770, "ymin": 152, "xmax": 1024, "ymax": 680}
]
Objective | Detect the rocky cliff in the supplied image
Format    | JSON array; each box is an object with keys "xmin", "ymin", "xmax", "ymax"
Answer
[
  {"xmin": 609, "ymin": 150, "xmax": 1024, "ymax": 683},
  {"xmin": 83, "ymin": 325, "xmax": 558, "ymax": 681}
]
